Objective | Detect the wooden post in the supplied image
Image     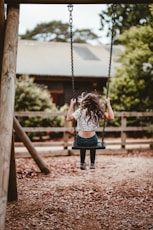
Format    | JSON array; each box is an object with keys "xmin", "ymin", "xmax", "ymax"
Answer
[
  {"xmin": 13, "ymin": 116, "xmax": 50, "ymax": 174},
  {"xmin": 0, "ymin": 4, "xmax": 19, "ymax": 230},
  {"xmin": 121, "ymin": 113, "xmax": 127, "ymax": 149},
  {"xmin": 8, "ymin": 134, "xmax": 18, "ymax": 202},
  {"xmin": 4, "ymin": 0, "xmax": 149, "ymax": 4},
  {"xmin": 0, "ymin": 0, "xmax": 5, "ymax": 93},
  {"xmin": 63, "ymin": 118, "xmax": 69, "ymax": 149}
]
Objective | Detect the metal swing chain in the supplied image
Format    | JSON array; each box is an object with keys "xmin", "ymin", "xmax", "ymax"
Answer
[
  {"xmin": 102, "ymin": 4, "xmax": 116, "ymax": 143},
  {"xmin": 106, "ymin": 4, "xmax": 116, "ymax": 98},
  {"xmin": 68, "ymin": 4, "xmax": 76, "ymax": 99},
  {"xmin": 68, "ymin": 4, "xmax": 77, "ymax": 143}
]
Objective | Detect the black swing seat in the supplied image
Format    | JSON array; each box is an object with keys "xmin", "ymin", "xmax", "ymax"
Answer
[{"xmin": 72, "ymin": 141, "xmax": 106, "ymax": 150}]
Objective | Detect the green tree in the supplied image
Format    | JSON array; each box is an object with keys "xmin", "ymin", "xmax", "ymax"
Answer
[
  {"xmin": 20, "ymin": 20, "xmax": 99, "ymax": 44},
  {"xmin": 15, "ymin": 75, "xmax": 62, "ymax": 139},
  {"xmin": 15, "ymin": 75, "xmax": 56, "ymax": 111},
  {"xmin": 109, "ymin": 25, "xmax": 153, "ymax": 112},
  {"xmin": 72, "ymin": 29, "xmax": 99, "ymax": 43},
  {"xmin": 100, "ymin": 4, "xmax": 153, "ymax": 42}
]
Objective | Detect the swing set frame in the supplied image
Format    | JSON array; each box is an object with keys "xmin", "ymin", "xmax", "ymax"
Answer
[
  {"xmin": 4, "ymin": 0, "xmax": 149, "ymax": 3},
  {"xmin": 68, "ymin": 4, "xmax": 115, "ymax": 150},
  {"xmin": 0, "ymin": 1, "xmax": 152, "ymax": 230}
]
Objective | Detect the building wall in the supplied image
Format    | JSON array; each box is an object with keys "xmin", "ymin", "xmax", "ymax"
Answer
[{"xmin": 34, "ymin": 76, "xmax": 107, "ymax": 106}]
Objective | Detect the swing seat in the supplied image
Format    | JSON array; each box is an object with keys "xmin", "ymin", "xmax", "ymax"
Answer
[{"xmin": 72, "ymin": 141, "xmax": 106, "ymax": 150}]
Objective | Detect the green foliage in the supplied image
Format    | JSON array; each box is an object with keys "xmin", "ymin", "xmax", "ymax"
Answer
[
  {"xmin": 107, "ymin": 23, "xmax": 153, "ymax": 137},
  {"xmin": 109, "ymin": 25, "xmax": 153, "ymax": 112},
  {"xmin": 19, "ymin": 20, "xmax": 99, "ymax": 44},
  {"xmin": 149, "ymin": 4, "xmax": 153, "ymax": 15},
  {"xmin": 15, "ymin": 75, "xmax": 63, "ymax": 140},
  {"xmin": 100, "ymin": 4, "xmax": 153, "ymax": 43},
  {"xmin": 15, "ymin": 75, "xmax": 56, "ymax": 111},
  {"xmin": 73, "ymin": 29, "xmax": 99, "ymax": 43},
  {"xmin": 20, "ymin": 21, "xmax": 70, "ymax": 42}
]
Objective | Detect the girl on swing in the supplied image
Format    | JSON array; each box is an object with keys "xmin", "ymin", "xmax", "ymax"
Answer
[{"xmin": 66, "ymin": 92, "xmax": 114, "ymax": 170}]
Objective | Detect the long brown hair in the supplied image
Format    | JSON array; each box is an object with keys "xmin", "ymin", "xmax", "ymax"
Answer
[{"xmin": 78, "ymin": 92, "xmax": 105, "ymax": 123}]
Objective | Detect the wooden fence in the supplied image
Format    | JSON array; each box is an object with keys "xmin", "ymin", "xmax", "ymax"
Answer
[{"xmin": 14, "ymin": 111, "xmax": 153, "ymax": 149}]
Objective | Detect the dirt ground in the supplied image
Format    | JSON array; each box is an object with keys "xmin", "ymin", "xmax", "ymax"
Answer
[{"xmin": 5, "ymin": 149, "xmax": 153, "ymax": 230}]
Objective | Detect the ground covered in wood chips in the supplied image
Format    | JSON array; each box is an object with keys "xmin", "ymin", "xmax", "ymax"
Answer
[{"xmin": 5, "ymin": 150, "xmax": 153, "ymax": 230}]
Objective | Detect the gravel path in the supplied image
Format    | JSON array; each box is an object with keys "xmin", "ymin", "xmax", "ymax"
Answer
[{"xmin": 6, "ymin": 150, "xmax": 153, "ymax": 230}]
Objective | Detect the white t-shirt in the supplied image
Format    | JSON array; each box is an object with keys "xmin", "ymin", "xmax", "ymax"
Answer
[{"xmin": 72, "ymin": 108, "xmax": 99, "ymax": 131}]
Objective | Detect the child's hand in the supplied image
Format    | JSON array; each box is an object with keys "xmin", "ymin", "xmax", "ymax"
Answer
[
  {"xmin": 105, "ymin": 97, "xmax": 111, "ymax": 106},
  {"xmin": 70, "ymin": 98, "xmax": 76, "ymax": 106}
]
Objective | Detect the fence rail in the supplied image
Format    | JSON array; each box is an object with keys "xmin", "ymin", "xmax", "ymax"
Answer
[{"xmin": 14, "ymin": 111, "xmax": 153, "ymax": 149}]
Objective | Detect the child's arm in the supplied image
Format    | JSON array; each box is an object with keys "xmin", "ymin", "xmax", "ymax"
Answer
[
  {"xmin": 66, "ymin": 98, "xmax": 76, "ymax": 121},
  {"xmin": 104, "ymin": 98, "xmax": 114, "ymax": 120}
]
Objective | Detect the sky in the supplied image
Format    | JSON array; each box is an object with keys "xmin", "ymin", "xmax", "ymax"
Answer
[{"xmin": 18, "ymin": 4, "xmax": 109, "ymax": 44}]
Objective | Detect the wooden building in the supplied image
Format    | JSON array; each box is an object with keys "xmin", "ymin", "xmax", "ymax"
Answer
[{"xmin": 16, "ymin": 39, "xmax": 121, "ymax": 106}]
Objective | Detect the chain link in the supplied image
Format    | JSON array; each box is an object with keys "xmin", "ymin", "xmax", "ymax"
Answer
[
  {"xmin": 106, "ymin": 4, "xmax": 116, "ymax": 98},
  {"xmin": 68, "ymin": 4, "xmax": 75, "ymax": 99}
]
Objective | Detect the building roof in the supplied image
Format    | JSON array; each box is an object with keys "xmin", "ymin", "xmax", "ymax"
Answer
[{"xmin": 17, "ymin": 40, "xmax": 121, "ymax": 78}]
